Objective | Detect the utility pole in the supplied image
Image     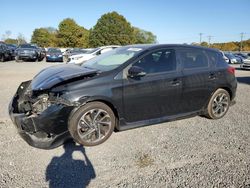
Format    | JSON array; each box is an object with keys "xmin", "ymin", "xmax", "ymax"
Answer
[
  {"xmin": 199, "ymin": 33, "xmax": 203, "ymax": 44},
  {"xmin": 240, "ymin": 32, "xmax": 244, "ymax": 52},
  {"xmin": 208, "ymin": 35, "xmax": 213, "ymax": 47}
]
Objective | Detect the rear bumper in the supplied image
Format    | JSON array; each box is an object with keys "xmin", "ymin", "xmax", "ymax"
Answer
[{"xmin": 8, "ymin": 81, "xmax": 73, "ymax": 149}]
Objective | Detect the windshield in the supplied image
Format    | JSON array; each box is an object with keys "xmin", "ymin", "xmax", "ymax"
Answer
[
  {"xmin": 19, "ymin": 44, "xmax": 36, "ymax": 49},
  {"xmin": 48, "ymin": 48, "xmax": 61, "ymax": 53},
  {"xmin": 82, "ymin": 47, "xmax": 143, "ymax": 72}
]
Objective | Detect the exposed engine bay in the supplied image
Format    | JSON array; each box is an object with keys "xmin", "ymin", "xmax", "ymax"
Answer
[{"xmin": 13, "ymin": 81, "xmax": 78, "ymax": 116}]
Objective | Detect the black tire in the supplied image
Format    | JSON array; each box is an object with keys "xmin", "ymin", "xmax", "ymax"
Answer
[
  {"xmin": 206, "ymin": 89, "xmax": 230, "ymax": 119},
  {"xmin": 15, "ymin": 56, "xmax": 22, "ymax": 62},
  {"xmin": 0, "ymin": 55, "xmax": 4, "ymax": 62},
  {"xmin": 69, "ymin": 102, "xmax": 116, "ymax": 146}
]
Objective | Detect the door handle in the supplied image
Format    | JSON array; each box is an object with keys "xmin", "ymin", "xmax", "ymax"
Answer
[
  {"xmin": 171, "ymin": 79, "xmax": 181, "ymax": 86},
  {"xmin": 209, "ymin": 73, "xmax": 216, "ymax": 80}
]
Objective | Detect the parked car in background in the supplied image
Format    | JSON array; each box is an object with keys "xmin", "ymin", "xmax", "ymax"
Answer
[
  {"xmin": 220, "ymin": 51, "xmax": 229, "ymax": 63},
  {"xmin": 0, "ymin": 43, "xmax": 12, "ymax": 62},
  {"xmin": 6, "ymin": 44, "xmax": 17, "ymax": 60},
  {"xmin": 9, "ymin": 44, "xmax": 237, "ymax": 149},
  {"xmin": 224, "ymin": 52, "xmax": 241, "ymax": 64},
  {"xmin": 46, "ymin": 48, "xmax": 63, "ymax": 62},
  {"xmin": 234, "ymin": 52, "xmax": 249, "ymax": 59},
  {"xmin": 238, "ymin": 52, "xmax": 250, "ymax": 70},
  {"xmin": 39, "ymin": 47, "xmax": 46, "ymax": 60},
  {"xmin": 240, "ymin": 60, "xmax": 250, "ymax": 70},
  {"xmin": 15, "ymin": 44, "xmax": 45, "ymax": 62},
  {"xmin": 68, "ymin": 45, "xmax": 120, "ymax": 65},
  {"xmin": 68, "ymin": 48, "xmax": 88, "ymax": 56}
]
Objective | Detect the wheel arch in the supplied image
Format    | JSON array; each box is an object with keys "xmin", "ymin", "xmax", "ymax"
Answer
[{"xmin": 72, "ymin": 96, "xmax": 120, "ymax": 131}]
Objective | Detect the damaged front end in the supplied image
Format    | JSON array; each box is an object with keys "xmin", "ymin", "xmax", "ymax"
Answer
[{"xmin": 9, "ymin": 80, "xmax": 77, "ymax": 149}]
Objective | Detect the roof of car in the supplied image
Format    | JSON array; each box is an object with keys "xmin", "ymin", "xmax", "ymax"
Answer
[{"xmin": 124, "ymin": 44, "xmax": 220, "ymax": 52}]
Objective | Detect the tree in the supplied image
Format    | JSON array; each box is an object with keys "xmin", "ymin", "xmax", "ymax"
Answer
[
  {"xmin": 31, "ymin": 28, "xmax": 58, "ymax": 47},
  {"xmin": 17, "ymin": 33, "xmax": 26, "ymax": 45},
  {"xmin": 200, "ymin": 41, "xmax": 209, "ymax": 47},
  {"xmin": 89, "ymin": 11, "xmax": 135, "ymax": 47},
  {"xmin": 57, "ymin": 18, "xmax": 89, "ymax": 48},
  {"xmin": 4, "ymin": 38, "xmax": 18, "ymax": 44},
  {"xmin": 133, "ymin": 27, "xmax": 157, "ymax": 44}
]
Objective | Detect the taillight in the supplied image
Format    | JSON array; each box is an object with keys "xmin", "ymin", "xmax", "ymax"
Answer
[{"xmin": 227, "ymin": 66, "xmax": 235, "ymax": 75}]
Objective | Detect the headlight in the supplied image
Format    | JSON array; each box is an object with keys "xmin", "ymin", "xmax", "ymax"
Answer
[
  {"xmin": 46, "ymin": 54, "xmax": 50, "ymax": 57},
  {"xmin": 58, "ymin": 55, "xmax": 62, "ymax": 57}
]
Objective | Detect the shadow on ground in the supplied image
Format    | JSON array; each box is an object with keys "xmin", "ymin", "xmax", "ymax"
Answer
[
  {"xmin": 46, "ymin": 141, "xmax": 96, "ymax": 188},
  {"xmin": 237, "ymin": 76, "xmax": 250, "ymax": 85}
]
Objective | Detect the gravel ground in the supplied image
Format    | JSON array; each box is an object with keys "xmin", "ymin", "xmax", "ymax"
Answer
[{"xmin": 0, "ymin": 61, "xmax": 250, "ymax": 187}]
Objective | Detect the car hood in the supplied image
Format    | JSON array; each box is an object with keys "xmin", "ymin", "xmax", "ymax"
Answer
[{"xmin": 31, "ymin": 64, "xmax": 98, "ymax": 90}]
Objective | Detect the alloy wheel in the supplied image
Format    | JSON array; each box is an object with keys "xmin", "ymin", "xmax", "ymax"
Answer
[
  {"xmin": 212, "ymin": 92, "xmax": 229, "ymax": 118},
  {"xmin": 77, "ymin": 108, "xmax": 112, "ymax": 144}
]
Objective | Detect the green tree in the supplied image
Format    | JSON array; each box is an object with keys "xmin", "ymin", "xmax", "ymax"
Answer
[
  {"xmin": 200, "ymin": 41, "xmax": 209, "ymax": 47},
  {"xmin": 133, "ymin": 27, "xmax": 157, "ymax": 44},
  {"xmin": 89, "ymin": 11, "xmax": 135, "ymax": 47},
  {"xmin": 31, "ymin": 28, "xmax": 57, "ymax": 47},
  {"xmin": 57, "ymin": 18, "xmax": 89, "ymax": 48},
  {"xmin": 4, "ymin": 38, "xmax": 18, "ymax": 44}
]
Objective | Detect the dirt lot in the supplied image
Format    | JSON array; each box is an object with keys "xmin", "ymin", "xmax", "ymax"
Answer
[{"xmin": 0, "ymin": 61, "xmax": 250, "ymax": 187}]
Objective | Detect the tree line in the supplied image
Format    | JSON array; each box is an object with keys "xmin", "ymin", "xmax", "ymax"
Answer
[
  {"xmin": 198, "ymin": 40, "xmax": 250, "ymax": 51},
  {"xmin": 2, "ymin": 11, "xmax": 249, "ymax": 51},
  {"xmin": 31, "ymin": 11, "xmax": 157, "ymax": 48}
]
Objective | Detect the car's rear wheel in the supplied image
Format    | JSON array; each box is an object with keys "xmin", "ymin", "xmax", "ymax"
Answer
[
  {"xmin": 206, "ymin": 89, "xmax": 230, "ymax": 119},
  {"xmin": 69, "ymin": 102, "xmax": 116, "ymax": 146}
]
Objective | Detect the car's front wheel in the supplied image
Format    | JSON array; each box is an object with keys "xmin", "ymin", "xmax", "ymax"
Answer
[
  {"xmin": 206, "ymin": 89, "xmax": 230, "ymax": 119},
  {"xmin": 69, "ymin": 102, "xmax": 116, "ymax": 146}
]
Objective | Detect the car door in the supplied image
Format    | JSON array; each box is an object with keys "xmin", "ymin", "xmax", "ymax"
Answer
[
  {"xmin": 122, "ymin": 48, "xmax": 182, "ymax": 123},
  {"xmin": 177, "ymin": 47, "xmax": 215, "ymax": 113}
]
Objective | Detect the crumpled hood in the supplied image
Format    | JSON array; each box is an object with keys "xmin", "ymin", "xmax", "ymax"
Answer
[{"xmin": 31, "ymin": 64, "xmax": 98, "ymax": 90}]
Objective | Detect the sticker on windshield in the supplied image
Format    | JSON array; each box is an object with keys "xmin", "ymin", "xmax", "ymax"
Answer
[{"xmin": 127, "ymin": 48, "xmax": 142, "ymax": 52}]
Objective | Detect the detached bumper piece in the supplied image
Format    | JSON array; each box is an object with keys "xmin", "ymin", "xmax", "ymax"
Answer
[{"xmin": 9, "ymin": 81, "xmax": 73, "ymax": 149}]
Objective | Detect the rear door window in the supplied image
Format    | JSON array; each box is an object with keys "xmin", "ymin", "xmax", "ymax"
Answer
[{"xmin": 178, "ymin": 48, "xmax": 209, "ymax": 69}]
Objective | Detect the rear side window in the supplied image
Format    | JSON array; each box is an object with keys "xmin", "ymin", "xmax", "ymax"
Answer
[{"xmin": 178, "ymin": 48, "xmax": 209, "ymax": 69}]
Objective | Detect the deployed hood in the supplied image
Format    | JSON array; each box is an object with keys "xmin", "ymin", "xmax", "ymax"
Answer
[{"xmin": 31, "ymin": 64, "xmax": 98, "ymax": 90}]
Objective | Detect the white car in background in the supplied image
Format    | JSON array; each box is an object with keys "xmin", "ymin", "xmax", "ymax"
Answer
[
  {"xmin": 220, "ymin": 51, "xmax": 229, "ymax": 63},
  {"xmin": 67, "ymin": 45, "xmax": 120, "ymax": 65}
]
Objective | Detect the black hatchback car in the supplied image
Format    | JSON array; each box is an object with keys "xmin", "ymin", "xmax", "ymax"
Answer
[{"xmin": 9, "ymin": 44, "xmax": 237, "ymax": 149}]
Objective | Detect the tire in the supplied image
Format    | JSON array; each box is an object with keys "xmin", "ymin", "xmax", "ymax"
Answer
[
  {"xmin": 206, "ymin": 89, "xmax": 230, "ymax": 119},
  {"xmin": 15, "ymin": 56, "xmax": 21, "ymax": 62},
  {"xmin": 0, "ymin": 55, "xmax": 4, "ymax": 62},
  {"xmin": 69, "ymin": 102, "xmax": 116, "ymax": 146}
]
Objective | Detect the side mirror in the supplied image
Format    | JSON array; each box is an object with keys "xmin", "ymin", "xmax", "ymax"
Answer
[{"xmin": 128, "ymin": 66, "xmax": 146, "ymax": 78}]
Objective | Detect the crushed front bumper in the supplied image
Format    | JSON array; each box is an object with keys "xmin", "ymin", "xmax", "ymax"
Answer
[{"xmin": 9, "ymin": 81, "xmax": 73, "ymax": 149}]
